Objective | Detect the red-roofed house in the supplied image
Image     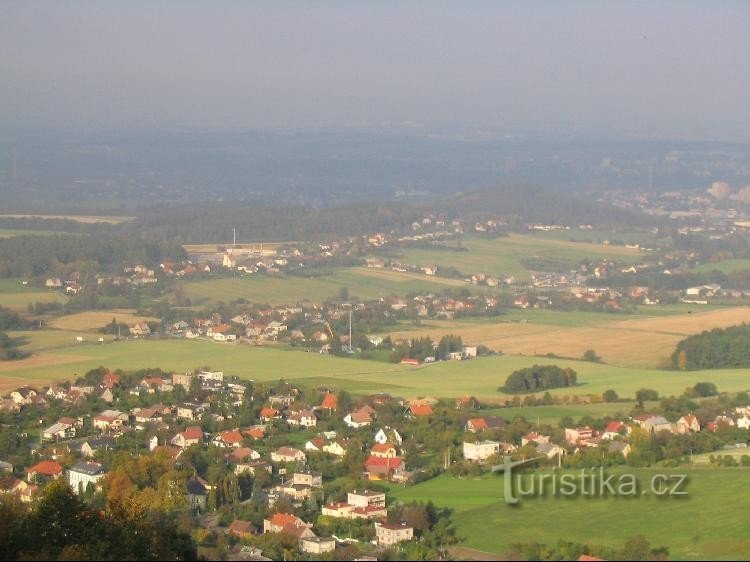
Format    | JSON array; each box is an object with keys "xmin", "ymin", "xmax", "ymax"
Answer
[
  {"xmin": 27, "ymin": 460, "xmax": 63, "ymax": 482},
  {"xmin": 344, "ymin": 405, "xmax": 376, "ymax": 428},
  {"xmin": 101, "ymin": 372, "xmax": 120, "ymax": 389},
  {"xmin": 320, "ymin": 393, "xmax": 338, "ymax": 412},
  {"xmin": 171, "ymin": 426, "xmax": 203, "ymax": 449},
  {"xmin": 260, "ymin": 407, "xmax": 280, "ymax": 422},
  {"xmin": 242, "ymin": 427, "xmax": 265, "ymax": 440},
  {"xmin": 229, "ymin": 519, "xmax": 257, "ymax": 539},
  {"xmin": 364, "ymin": 456, "xmax": 405, "ymax": 481},
  {"xmin": 263, "ymin": 512, "xmax": 312, "ymax": 535},
  {"xmin": 213, "ymin": 430, "xmax": 244, "ymax": 449},
  {"xmin": 409, "ymin": 403, "xmax": 433, "ymax": 417},
  {"xmin": 466, "ymin": 418, "xmax": 489, "ymax": 432},
  {"xmin": 677, "ymin": 414, "xmax": 700, "ymax": 433}
]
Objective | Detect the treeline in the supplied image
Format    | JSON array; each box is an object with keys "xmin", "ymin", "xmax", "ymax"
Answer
[
  {"xmin": 0, "ymin": 234, "xmax": 186, "ymax": 278},
  {"xmin": 132, "ymin": 202, "xmax": 424, "ymax": 243},
  {"xmin": 0, "ymin": 216, "xmax": 111, "ymax": 234},
  {"xmin": 501, "ymin": 364, "xmax": 578, "ymax": 393},
  {"xmin": 389, "ymin": 334, "xmax": 464, "ymax": 363},
  {"xmin": 672, "ymin": 324, "xmax": 750, "ymax": 370},
  {"xmin": 0, "ymin": 479, "xmax": 197, "ymax": 560},
  {"xmin": 0, "ymin": 332, "xmax": 27, "ymax": 360},
  {"xmin": 440, "ymin": 185, "xmax": 651, "ymax": 228}
]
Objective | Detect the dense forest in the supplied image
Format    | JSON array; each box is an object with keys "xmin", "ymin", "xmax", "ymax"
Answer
[
  {"xmin": 501, "ymin": 364, "xmax": 578, "ymax": 393},
  {"xmin": 672, "ymin": 324, "xmax": 750, "ymax": 370},
  {"xmin": 0, "ymin": 234, "xmax": 186, "ymax": 278}
]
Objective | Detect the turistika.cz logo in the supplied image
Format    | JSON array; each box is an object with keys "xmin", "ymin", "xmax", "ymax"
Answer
[{"xmin": 492, "ymin": 456, "xmax": 689, "ymax": 504}]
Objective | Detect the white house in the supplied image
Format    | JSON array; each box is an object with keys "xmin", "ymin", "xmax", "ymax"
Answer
[
  {"xmin": 463, "ymin": 440, "xmax": 500, "ymax": 462},
  {"xmin": 68, "ymin": 461, "xmax": 107, "ymax": 495}
]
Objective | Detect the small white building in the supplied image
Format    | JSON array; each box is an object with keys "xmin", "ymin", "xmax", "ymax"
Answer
[
  {"xmin": 68, "ymin": 461, "xmax": 106, "ymax": 494},
  {"xmin": 463, "ymin": 440, "xmax": 500, "ymax": 462}
]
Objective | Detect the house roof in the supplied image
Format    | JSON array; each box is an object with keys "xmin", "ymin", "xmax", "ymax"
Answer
[
  {"xmin": 321, "ymin": 393, "xmax": 338, "ymax": 411},
  {"xmin": 410, "ymin": 404, "xmax": 433, "ymax": 417},
  {"xmin": 371, "ymin": 443, "xmax": 396, "ymax": 454},
  {"xmin": 604, "ymin": 421, "xmax": 624, "ymax": 433},
  {"xmin": 260, "ymin": 407, "xmax": 279, "ymax": 419},
  {"xmin": 28, "ymin": 460, "xmax": 63, "ymax": 476},
  {"xmin": 229, "ymin": 520, "xmax": 256, "ymax": 535},
  {"xmin": 365, "ymin": 456, "xmax": 403, "ymax": 471},
  {"xmin": 230, "ymin": 447, "xmax": 258, "ymax": 462},
  {"xmin": 243, "ymin": 427, "xmax": 265, "ymax": 440},
  {"xmin": 275, "ymin": 446, "xmax": 304, "ymax": 458},
  {"xmin": 468, "ymin": 418, "xmax": 488, "ymax": 430},
  {"xmin": 70, "ymin": 461, "xmax": 106, "ymax": 476},
  {"xmin": 181, "ymin": 426, "xmax": 203, "ymax": 440},
  {"xmin": 219, "ymin": 430, "xmax": 244, "ymax": 444},
  {"xmin": 268, "ymin": 512, "xmax": 303, "ymax": 528}
]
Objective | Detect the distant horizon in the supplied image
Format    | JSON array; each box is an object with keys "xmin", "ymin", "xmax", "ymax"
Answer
[{"xmin": 2, "ymin": 2, "xmax": 749, "ymax": 142}]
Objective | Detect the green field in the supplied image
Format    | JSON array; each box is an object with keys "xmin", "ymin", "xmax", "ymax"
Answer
[
  {"xmin": 389, "ymin": 234, "xmax": 643, "ymax": 281},
  {"xmin": 482, "ymin": 401, "xmax": 648, "ymax": 425},
  {"xmin": 2, "ymin": 335, "xmax": 750, "ymax": 401},
  {"xmin": 692, "ymin": 258, "xmax": 750, "ymax": 274},
  {"xmin": 0, "ymin": 278, "xmax": 68, "ymax": 310},
  {"xmin": 388, "ymin": 469, "xmax": 750, "ymax": 560},
  {"xmin": 179, "ymin": 267, "xmax": 467, "ymax": 306}
]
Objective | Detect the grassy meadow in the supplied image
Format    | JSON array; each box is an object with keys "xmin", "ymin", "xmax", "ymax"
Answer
[
  {"xmin": 0, "ymin": 278, "xmax": 68, "ymax": 311},
  {"xmin": 387, "ymin": 469, "xmax": 750, "ymax": 560},
  {"xmin": 179, "ymin": 267, "xmax": 467, "ymax": 306},
  {"xmin": 1, "ymin": 334, "xmax": 749, "ymax": 400},
  {"xmin": 389, "ymin": 234, "xmax": 643, "ymax": 280}
]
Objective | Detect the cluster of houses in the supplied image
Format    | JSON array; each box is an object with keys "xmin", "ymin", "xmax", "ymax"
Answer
[
  {"xmin": 460, "ymin": 408, "xmax": 750, "ymax": 466},
  {"xmin": 0, "ymin": 371, "xmax": 438, "ymax": 556}
]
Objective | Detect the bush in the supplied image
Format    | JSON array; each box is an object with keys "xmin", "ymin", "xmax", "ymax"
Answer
[{"xmin": 500, "ymin": 365, "xmax": 577, "ymax": 394}]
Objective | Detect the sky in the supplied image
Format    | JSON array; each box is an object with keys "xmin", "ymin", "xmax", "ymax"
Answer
[{"xmin": 1, "ymin": 1, "xmax": 749, "ymax": 140}]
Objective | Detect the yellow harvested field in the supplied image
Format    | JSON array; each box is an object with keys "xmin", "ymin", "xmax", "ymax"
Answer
[
  {"xmin": 48, "ymin": 310, "xmax": 158, "ymax": 332},
  {"xmin": 0, "ymin": 214, "xmax": 134, "ymax": 224},
  {"xmin": 387, "ymin": 307, "xmax": 750, "ymax": 368}
]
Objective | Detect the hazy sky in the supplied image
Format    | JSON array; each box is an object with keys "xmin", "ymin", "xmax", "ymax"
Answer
[{"xmin": 2, "ymin": 1, "xmax": 749, "ymax": 140}]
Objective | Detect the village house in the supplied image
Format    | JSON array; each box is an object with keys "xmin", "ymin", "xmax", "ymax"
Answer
[
  {"xmin": 608, "ymin": 441, "xmax": 632, "ymax": 458},
  {"xmin": 344, "ymin": 405, "xmax": 376, "ymax": 428},
  {"xmin": 176, "ymin": 402, "xmax": 208, "ymax": 421},
  {"xmin": 564, "ymin": 426, "xmax": 596, "ymax": 446},
  {"xmin": 292, "ymin": 471, "xmax": 322, "ymax": 488},
  {"xmin": 285, "ymin": 409, "xmax": 317, "ymax": 428},
  {"xmin": 463, "ymin": 440, "xmax": 501, "ymax": 462},
  {"xmin": 299, "ymin": 537, "xmax": 336, "ymax": 555},
  {"xmin": 260, "ymin": 407, "xmax": 280, "ymax": 422},
  {"xmin": 322, "ymin": 440, "xmax": 347, "ymax": 457},
  {"xmin": 93, "ymin": 410, "xmax": 128, "ymax": 431},
  {"xmin": 263, "ymin": 512, "xmax": 314, "ymax": 537},
  {"xmin": 374, "ymin": 427, "xmax": 403, "ymax": 446},
  {"xmin": 79, "ymin": 437, "xmax": 116, "ymax": 457},
  {"xmin": 43, "ymin": 417, "xmax": 80, "ymax": 441},
  {"xmin": 677, "ymin": 414, "xmax": 701, "ymax": 433},
  {"xmin": 234, "ymin": 460, "xmax": 272, "ymax": 477},
  {"xmin": 171, "ymin": 372, "xmax": 193, "ymax": 390},
  {"xmin": 601, "ymin": 421, "xmax": 630, "ymax": 440},
  {"xmin": 213, "ymin": 429, "xmax": 244, "ymax": 449},
  {"xmin": 68, "ymin": 461, "xmax": 107, "ymax": 494},
  {"xmin": 27, "ymin": 460, "xmax": 63, "ymax": 483},
  {"xmin": 270, "ymin": 447, "xmax": 306, "ymax": 464},
  {"xmin": 375, "ymin": 522, "xmax": 414, "ymax": 546},
  {"xmin": 228, "ymin": 520, "xmax": 257, "ymax": 540},
  {"xmin": 171, "ymin": 426, "xmax": 203, "ymax": 449},
  {"xmin": 10, "ymin": 386, "xmax": 37, "ymax": 406},
  {"xmin": 364, "ymin": 456, "xmax": 406, "ymax": 481}
]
